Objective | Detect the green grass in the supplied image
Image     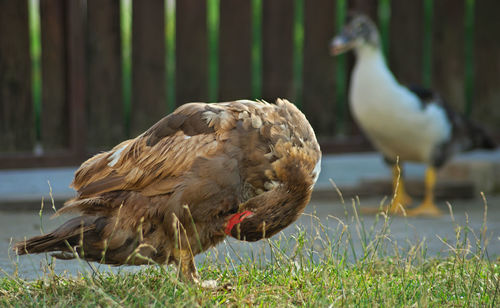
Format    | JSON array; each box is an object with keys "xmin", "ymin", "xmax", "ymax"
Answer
[
  {"xmin": 334, "ymin": 0, "xmax": 347, "ymax": 135},
  {"xmin": 1, "ymin": 255, "xmax": 498, "ymax": 307},
  {"xmin": 464, "ymin": 0, "xmax": 475, "ymax": 116},
  {"xmin": 207, "ymin": 0, "xmax": 220, "ymax": 103},
  {"xmin": 1, "ymin": 198, "xmax": 499, "ymax": 307},
  {"xmin": 251, "ymin": 0, "xmax": 263, "ymax": 100},
  {"xmin": 165, "ymin": 0, "xmax": 176, "ymax": 112},
  {"xmin": 28, "ymin": 0, "xmax": 42, "ymax": 142},
  {"xmin": 292, "ymin": 0, "xmax": 304, "ymax": 109},
  {"xmin": 120, "ymin": 0, "xmax": 132, "ymax": 137}
]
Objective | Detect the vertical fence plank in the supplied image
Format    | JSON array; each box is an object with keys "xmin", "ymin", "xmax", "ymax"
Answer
[
  {"xmin": 67, "ymin": 0, "xmax": 87, "ymax": 156},
  {"xmin": 87, "ymin": 0, "xmax": 123, "ymax": 150},
  {"xmin": 131, "ymin": 0, "xmax": 166, "ymax": 135},
  {"xmin": 303, "ymin": 0, "xmax": 336, "ymax": 136},
  {"xmin": 262, "ymin": 0, "xmax": 294, "ymax": 102},
  {"xmin": 473, "ymin": 0, "xmax": 500, "ymax": 134},
  {"xmin": 389, "ymin": 0, "xmax": 424, "ymax": 85},
  {"xmin": 0, "ymin": 0, "xmax": 34, "ymax": 152},
  {"xmin": 432, "ymin": 0, "xmax": 465, "ymax": 111},
  {"xmin": 40, "ymin": 0, "xmax": 68, "ymax": 150},
  {"xmin": 176, "ymin": 0, "xmax": 207, "ymax": 106},
  {"xmin": 218, "ymin": 0, "xmax": 252, "ymax": 101}
]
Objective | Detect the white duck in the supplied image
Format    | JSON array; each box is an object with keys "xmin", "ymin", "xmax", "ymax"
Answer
[{"xmin": 330, "ymin": 14, "xmax": 496, "ymax": 217}]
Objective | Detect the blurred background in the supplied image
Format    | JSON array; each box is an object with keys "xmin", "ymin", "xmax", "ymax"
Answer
[{"xmin": 1, "ymin": 0, "xmax": 499, "ymax": 167}]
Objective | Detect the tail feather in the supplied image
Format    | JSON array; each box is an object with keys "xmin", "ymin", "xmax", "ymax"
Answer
[
  {"xmin": 14, "ymin": 216, "xmax": 153, "ymax": 265},
  {"xmin": 463, "ymin": 119, "xmax": 497, "ymax": 151},
  {"xmin": 14, "ymin": 216, "xmax": 100, "ymax": 256}
]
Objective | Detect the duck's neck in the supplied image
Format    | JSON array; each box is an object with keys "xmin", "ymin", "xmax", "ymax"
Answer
[
  {"xmin": 352, "ymin": 44, "xmax": 399, "ymax": 89},
  {"xmin": 354, "ymin": 43, "xmax": 383, "ymax": 60}
]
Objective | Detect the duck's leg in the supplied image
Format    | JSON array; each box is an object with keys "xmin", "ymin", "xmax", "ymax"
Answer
[
  {"xmin": 406, "ymin": 167, "xmax": 443, "ymax": 217},
  {"xmin": 385, "ymin": 164, "xmax": 412, "ymax": 214},
  {"xmin": 361, "ymin": 163, "xmax": 413, "ymax": 215}
]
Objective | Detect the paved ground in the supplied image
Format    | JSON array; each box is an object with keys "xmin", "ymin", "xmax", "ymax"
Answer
[
  {"xmin": 1, "ymin": 150, "xmax": 499, "ymax": 279},
  {"xmin": 1, "ymin": 149, "xmax": 500, "ymax": 209},
  {"xmin": 2, "ymin": 195, "xmax": 499, "ymax": 280}
]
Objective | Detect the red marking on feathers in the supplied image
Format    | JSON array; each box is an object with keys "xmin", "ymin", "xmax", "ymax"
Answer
[{"xmin": 224, "ymin": 211, "xmax": 254, "ymax": 235}]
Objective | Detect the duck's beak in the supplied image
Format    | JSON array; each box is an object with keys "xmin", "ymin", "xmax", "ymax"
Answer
[{"xmin": 329, "ymin": 32, "xmax": 356, "ymax": 56}]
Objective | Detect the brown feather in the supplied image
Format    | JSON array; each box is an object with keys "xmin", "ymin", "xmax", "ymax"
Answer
[{"xmin": 14, "ymin": 99, "xmax": 321, "ymax": 281}]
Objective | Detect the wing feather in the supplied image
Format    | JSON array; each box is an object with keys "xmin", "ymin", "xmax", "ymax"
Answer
[
  {"xmin": 71, "ymin": 103, "xmax": 232, "ymax": 198},
  {"xmin": 61, "ymin": 99, "xmax": 320, "ymax": 219}
]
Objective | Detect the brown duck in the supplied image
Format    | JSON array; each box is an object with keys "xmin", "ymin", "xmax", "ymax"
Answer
[{"xmin": 14, "ymin": 99, "xmax": 322, "ymax": 285}]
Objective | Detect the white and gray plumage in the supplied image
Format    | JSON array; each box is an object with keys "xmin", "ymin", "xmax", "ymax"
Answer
[{"xmin": 330, "ymin": 13, "xmax": 496, "ymax": 216}]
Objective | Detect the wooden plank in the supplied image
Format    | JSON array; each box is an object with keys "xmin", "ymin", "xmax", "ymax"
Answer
[
  {"xmin": 319, "ymin": 136, "xmax": 373, "ymax": 154},
  {"xmin": 0, "ymin": 151, "xmax": 88, "ymax": 169},
  {"xmin": 218, "ymin": 0, "xmax": 252, "ymax": 101},
  {"xmin": 388, "ymin": 0, "xmax": 424, "ymax": 85},
  {"xmin": 87, "ymin": 0, "xmax": 123, "ymax": 150},
  {"xmin": 432, "ymin": 0, "xmax": 465, "ymax": 111},
  {"xmin": 302, "ymin": 0, "xmax": 336, "ymax": 136},
  {"xmin": 0, "ymin": 0, "xmax": 34, "ymax": 152},
  {"xmin": 131, "ymin": 0, "xmax": 166, "ymax": 135},
  {"xmin": 349, "ymin": 0, "xmax": 379, "ymax": 21},
  {"xmin": 66, "ymin": 0, "xmax": 87, "ymax": 155},
  {"xmin": 473, "ymin": 0, "xmax": 500, "ymax": 135},
  {"xmin": 40, "ymin": 0, "xmax": 68, "ymax": 150},
  {"xmin": 262, "ymin": 0, "xmax": 294, "ymax": 102},
  {"xmin": 176, "ymin": 0, "xmax": 207, "ymax": 106}
]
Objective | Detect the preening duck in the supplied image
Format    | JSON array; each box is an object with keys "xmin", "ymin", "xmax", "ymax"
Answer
[
  {"xmin": 330, "ymin": 14, "xmax": 496, "ymax": 217},
  {"xmin": 14, "ymin": 99, "xmax": 321, "ymax": 286}
]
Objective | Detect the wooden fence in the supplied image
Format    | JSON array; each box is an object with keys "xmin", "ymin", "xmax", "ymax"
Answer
[{"xmin": 0, "ymin": 0, "xmax": 499, "ymax": 169}]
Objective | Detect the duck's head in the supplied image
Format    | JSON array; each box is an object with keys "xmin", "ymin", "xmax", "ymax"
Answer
[{"xmin": 330, "ymin": 13, "xmax": 380, "ymax": 56}]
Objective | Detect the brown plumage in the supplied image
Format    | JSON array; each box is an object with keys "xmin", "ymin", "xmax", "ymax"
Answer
[{"xmin": 14, "ymin": 99, "xmax": 321, "ymax": 283}]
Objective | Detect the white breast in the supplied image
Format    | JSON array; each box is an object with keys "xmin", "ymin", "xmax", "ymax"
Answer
[{"xmin": 349, "ymin": 46, "xmax": 451, "ymax": 164}]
